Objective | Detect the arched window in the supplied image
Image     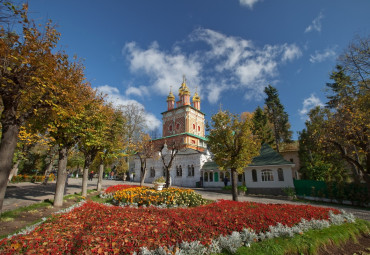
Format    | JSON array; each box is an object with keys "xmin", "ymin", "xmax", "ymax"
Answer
[
  {"xmin": 176, "ymin": 123, "xmax": 180, "ymax": 130},
  {"xmin": 169, "ymin": 125, "xmax": 172, "ymax": 131},
  {"xmin": 252, "ymin": 169, "xmax": 257, "ymax": 182},
  {"xmin": 278, "ymin": 168, "xmax": 284, "ymax": 181},
  {"xmin": 191, "ymin": 165, "xmax": 195, "ymax": 176},
  {"xmin": 188, "ymin": 165, "xmax": 191, "ymax": 176},
  {"xmin": 198, "ymin": 126, "xmax": 200, "ymax": 132},
  {"xmin": 176, "ymin": 165, "xmax": 182, "ymax": 177},
  {"xmin": 150, "ymin": 167, "xmax": 155, "ymax": 177},
  {"xmin": 204, "ymin": 172, "xmax": 208, "ymax": 182},
  {"xmin": 261, "ymin": 169, "xmax": 274, "ymax": 182},
  {"xmin": 193, "ymin": 124, "xmax": 196, "ymax": 129},
  {"xmin": 209, "ymin": 172, "xmax": 213, "ymax": 182}
]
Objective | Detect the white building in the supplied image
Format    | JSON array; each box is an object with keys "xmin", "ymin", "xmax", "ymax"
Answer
[{"xmin": 133, "ymin": 77, "xmax": 295, "ymax": 194}]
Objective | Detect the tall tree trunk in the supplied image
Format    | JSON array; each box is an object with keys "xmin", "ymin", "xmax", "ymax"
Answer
[
  {"xmin": 43, "ymin": 153, "xmax": 55, "ymax": 185},
  {"xmin": 97, "ymin": 163, "xmax": 104, "ymax": 192},
  {"xmin": 231, "ymin": 168, "xmax": 239, "ymax": 201},
  {"xmin": 139, "ymin": 157, "xmax": 147, "ymax": 186},
  {"xmin": 54, "ymin": 147, "xmax": 68, "ymax": 207},
  {"xmin": 140, "ymin": 167, "xmax": 147, "ymax": 186},
  {"xmin": 8, "ymin": 159, "xmax": 20, "ymax": 183},
  {"xmin": 82, "ymin": 155, "xmax": 92, "ymax": 197},
  {"xmin": 0, "ymin": 122, "xmax": 19, "ymax": 212}
]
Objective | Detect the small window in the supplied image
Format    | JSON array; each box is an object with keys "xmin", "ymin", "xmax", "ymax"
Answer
[
  {"xmin": 220, "ymin": 172, "xmax": 224, "ymax": 181},
  {"xmin": 176, "ymin": 123, "xmax": 180, "ymax": 130},
  {"xmin": 188, "ymin": 165, "xmax": 194, "ymax": 176},
  {"xmin": 261, "ymin": 169, "xmax": 274, "ymax": 182},
  {"xmin": 191, "ymin": 139, "xmax": 196, "ymax": 144},
  {"xmin": 290, "ymin": 158, "xmax": 294, "ymax": 163},
  {"xmin": 176, "ymin": 165, "xmax": 182, "ymax": 177},
  {"xmin": 209, "ymin": 172, "xmax": 213, "ymax": 182},
  {"xmin": 198, "ymin": 126, "xmax": 200, "ymax": 132},
  {"xmin": 169, "ymin": 125, "xmax": 172, "ymax": 131},
  {"xmin": 278, "ymin": 168, "xmax": 284, "ymax": 181},
  {"xmin": 150, "ymin": 167, "xmax": 155, "ymax": 177},
  {"xmin": 252, "ymin": 169, "xmax": 257, "ymax": 182},
  {"xmin": 193, "ymin": 124, "xmax": 196, "ymax": 129},
  {"xmin": 204, "ymin": 172, "xmax": 208, "ymax": 182}
]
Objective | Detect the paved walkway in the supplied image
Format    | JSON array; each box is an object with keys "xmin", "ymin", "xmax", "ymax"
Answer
[
  {"xmin": 4, "ymin": 179, "xmax": 370, "ymax": 221},
  {"xmin": 3, "ymin": 178, "xmax": 120, "ymax": 212}
]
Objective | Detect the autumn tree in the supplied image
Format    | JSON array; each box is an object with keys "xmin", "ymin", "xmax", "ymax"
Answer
[
  {"xmin": 95, "ymin": 105, "xmax": 127, "ymax": 191},
  {"xmin": 207, "ymin": 110, "xmax": 261, "ymax": 201},
  {"xmin": 78, "ymin": 92, "xmax": 110, "ymax": 197},
  {"xmin": 264, "ymin": 85, "xmax": 292, "ymax": 152},
  {"xmin": 0, "ymin": 3, "xmax": 65, "ymax": 210},
  {"xmin": 133, "ymin": 133, "xmax": 157, "ymax": 186},
  {"xmin": 40, "ymin": 57, "xmax": 91, "ymax": 207},
  {"xmin": 300, "ymin": 36, "xmax": 369, "ymax": 196},
  {"xmin": 298, "ymin": 107, "xmax": 347, "ymax": 181}
]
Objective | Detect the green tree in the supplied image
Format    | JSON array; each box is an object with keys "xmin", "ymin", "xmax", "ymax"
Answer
[
  {"xmin": 298, "ymin": 107, "xmax": 347, "ymax": 181},
  {"xmin": 207, "ymin": 110, "xmax": 260, "ymax": 201},
  {"xmin": 251, "ymin": 106, "xmax": 274, "ymax": 145},
  {"xmin": 95, "ymin": 105, "xmax": 128, "ymax": 191},
  {"xmin": 264, "ymin": 85, "xmax": 292, "ymax": 152}
]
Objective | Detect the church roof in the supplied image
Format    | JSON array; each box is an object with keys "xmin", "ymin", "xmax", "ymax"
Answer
[
  {"xmin": 249, "ymin": 144, "xmax": 294, "ymax": 166},
  {"xmin": 202, "ymin": 144, "xmax": 293, "ymax": 170},
  {"xmin": 202, "ymin": 161, "xmax": 219, "ymax": 170},
  {"xmin": 151, "ymin": 132, "xmax": 208, "ymax": 142}
]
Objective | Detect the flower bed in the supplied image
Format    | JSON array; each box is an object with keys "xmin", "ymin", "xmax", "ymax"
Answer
[
  {"xmin": 0, "ymin": 200, "xmax": 344, "ymax": 254},
  {"xmin": 113, "ymin": 186, "xmax": 207, "ymax": 207},
  {"xmin": 104, "ymin": 184, "xmax": 139, "ymax": 195}
]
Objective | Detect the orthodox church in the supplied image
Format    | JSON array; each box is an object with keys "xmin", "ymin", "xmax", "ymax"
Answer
[{"xmin": 133, "ymin": 77, "xmax": 295, "ymax": 193}]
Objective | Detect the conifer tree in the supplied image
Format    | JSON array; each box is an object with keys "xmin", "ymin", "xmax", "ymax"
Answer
[
  {"xmin": 251, "ymin": 106, "xmax": 274, "ymax": 146},
  {"xmin": 264, "ymin": 85, "xmax": 292, "ymax": 152}
]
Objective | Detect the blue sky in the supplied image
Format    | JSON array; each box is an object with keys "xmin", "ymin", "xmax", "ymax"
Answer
[{"xmin": 26, "ymin": 0, "xmax": 369, "ymax": 139}]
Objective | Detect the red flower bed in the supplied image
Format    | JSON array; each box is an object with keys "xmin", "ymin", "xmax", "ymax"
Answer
[
  {"xmin": 0, "ymin": 200, "xmax": 340, "ymax": 254},
  {"xmin": 104, "ymin": 184, "xmax": 139, "ymax": 194}
]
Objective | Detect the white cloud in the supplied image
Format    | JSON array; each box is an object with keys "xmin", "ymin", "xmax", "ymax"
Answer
[
  {"xmin": 239, "ymin": 0, "xmax": 261, "ymax": 9},
  {"xmin": 123, "ymin": 41, "xmax": 202, "ymax": 96},
  {"xmin": 309, "ymin": 47, "xmax": 336, "ymax": 63},
  {"xmin": 122, "ymin": 28, "xmax": 302, "ymax": 104},
  {"xmin": 281, "ymin": 44, "xmax": 302, "ymax": 62},
  {"xmin": 299, "ymin": 94, "xmax": 324, "ymax": 119},
  {"xmin": 125, "ymin": 86, "xmax": 149, "ymax": 97},
  {"xmin": 96, "ymin": 84, "xmax": 161, "ymax": 131},
  {"xmin": 305, "ymin": 12, "xmax": 324, "ymax": 33},
  {"xmin": 191, "ymin": 28, "xmax": 302, "ymax": 102}
]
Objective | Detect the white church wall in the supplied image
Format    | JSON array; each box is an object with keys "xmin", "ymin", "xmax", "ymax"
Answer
[
  {"xmin": 133, "ymin": 152, "xmax": 211, "ymax": 187},
  {"xmin": 244, "ymin": 165, "xmax": 294, "ymax": 188}
]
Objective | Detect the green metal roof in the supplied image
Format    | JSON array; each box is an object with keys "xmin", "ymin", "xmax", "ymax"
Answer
[
  {"xmin": 201, "ymin": 144, "xmax": 293, "ymax": 170},
  {"xmin": 202, "ymin": 161, "xmax": 219, "ymax": 170},
  {"xmin": 151, "ymin": 132, "xmax": 208, "ymax": 142},
  {"xmin": 249, "ymin": 144, "xmax": 293, "ymax": 166}
]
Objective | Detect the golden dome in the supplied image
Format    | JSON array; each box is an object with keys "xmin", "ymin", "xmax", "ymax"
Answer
[
  {"xmin": 192, "ymin": 92, "xmax": 200, "ymax": 102},
  {"xmin": 167, "ymin": 90, "xmax": 175, "ymax": 101},
  {"xmin": 178, "ymin": 75, "xmax": 190, "ymax": 96}
]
